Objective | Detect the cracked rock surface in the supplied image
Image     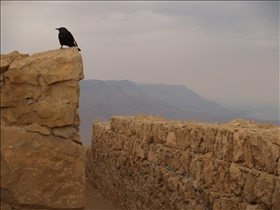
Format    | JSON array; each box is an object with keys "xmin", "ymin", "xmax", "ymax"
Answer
[
  {"xmin": 86, "ymin": 115, "xmax": 280, "ymax": 210},
  {"xmin": 1, "ymin": 48, "xmax": 85, "ymax": 209}
]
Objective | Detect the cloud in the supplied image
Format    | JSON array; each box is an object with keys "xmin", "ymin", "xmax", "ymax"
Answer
[
  {"xmin": 151, "ymin": 2, "xmax": 279, "ymax": 41},
  {"xmin": 270, "ymin": 49, "xmax": 278, "ymax": 53},
  {"xmin": 1, "ymin": 1, "xmax": 279, "ymax": 103}
]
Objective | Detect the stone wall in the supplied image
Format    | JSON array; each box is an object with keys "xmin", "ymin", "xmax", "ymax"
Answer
[
  {"xmin": 86, "ymin": 114, "xmax": 280, "ymax": 210},
  {"xmin": 1, "ymin": 48, "xmax": 85, "ymax": 209}
]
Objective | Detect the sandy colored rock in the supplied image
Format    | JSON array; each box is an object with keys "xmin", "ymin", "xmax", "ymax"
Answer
[
  {"xmin": 1, "ymin": 48, "xmax": 83, "ymax": 129},
  {"xmin": 1, "ymin": 49, "xmax": 85, "ymax": 209},
  {"xmin": 277, "ymin": 160, "xmax": 280, "ymax": 175},
  {"xmin": 25, "ymin": 123, "xmax": 51, "ymax": 135},
  {"xmin": 272, "ymin": 179, "xmax": 280, "ymax": 209},
  {"xmin": 254, "ymin": 172, "xmax": 274, "ymax": 207},
  {"xmin": 1, "ymin": 126, "xmax": 85, "ymax": 209},
  {"xmin": 5, "ymin": 48, "xmax": 83, "ymax": 85},
  {"xmin": 232, "ymin": 131, "xmax": 244, "ymax": 162},
  {"xmin": 165, "ymin": 131, "xmax": 177, "ymax": 148},
  {"xmin": 243, "ymin": 172, "xmax": 257, "ymax": 203},
  {"xmin": 53, "ymin": 125, "xmax": 77, "ymax": 139},
  {"xmin": 1, "ymin": 51, "xmax": 29, "ymax": 91},
  {"xmin": 86, "ymin": 114, "xmax": 280, "ymax": 210},
  {"xmin": 1, "ymin": 50, "xmax": 29, "ymax": 72}
]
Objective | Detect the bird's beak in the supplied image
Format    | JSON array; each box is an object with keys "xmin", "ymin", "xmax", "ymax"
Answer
[{"xmin": 55, "ymin": 28, "xmax": 59, "ymax": 30}]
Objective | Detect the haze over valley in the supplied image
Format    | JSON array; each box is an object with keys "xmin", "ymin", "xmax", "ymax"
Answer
[{"xmin": 79, "ymin": 80, "xmax": 279, "ymax": 145}]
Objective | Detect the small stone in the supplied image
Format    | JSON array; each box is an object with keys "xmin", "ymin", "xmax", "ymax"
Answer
[
  {"xmin": 25, "ymin": 123, "xmax": 50, "ymax": 135},
  {"xmin": 53, "ymin": 126, "xmax": 77, "ymax": 139},
  {"xmin": 166, "ymin": 131, "xmax": 177, "ymax": 148}
]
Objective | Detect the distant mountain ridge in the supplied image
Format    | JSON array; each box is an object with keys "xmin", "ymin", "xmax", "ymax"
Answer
[
  {"xmin": 79, "ymin": 79, "xmax": 254, "ymax": 144},
  {"xmin": 134, "ymin": 82, "xmax": 223, "ymax": 111}
]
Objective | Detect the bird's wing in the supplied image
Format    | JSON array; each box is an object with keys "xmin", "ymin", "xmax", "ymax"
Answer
[{"xmin": 68, "ymin": 32, "xmax": 78, "ymax": 46}]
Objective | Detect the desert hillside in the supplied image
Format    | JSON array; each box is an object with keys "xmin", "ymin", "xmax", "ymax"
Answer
[{"xmin": 79, "ymin": 79, "xmax": 265, "ymax": 145}]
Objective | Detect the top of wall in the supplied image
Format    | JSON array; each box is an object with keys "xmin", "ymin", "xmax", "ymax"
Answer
[{"xmin": 1, "ymin": 48, "xmax": 83, "ymax": 142}]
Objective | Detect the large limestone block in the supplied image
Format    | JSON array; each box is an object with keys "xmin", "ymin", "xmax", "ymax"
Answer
[
  {"xmin": 1, "ymin": 49, "xmax": 83, "ymax": 129},
  {"xmin": 4, "ymin": 48, "xmax": 83, "ymax": 85},
  {"xmin": 1, "ymin": 126, "xmax": 85, "ymax": 209}
]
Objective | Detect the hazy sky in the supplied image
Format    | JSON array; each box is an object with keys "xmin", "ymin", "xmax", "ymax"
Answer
[{"xmin": 1, "ymin": 1, "xmax": 279, "ymax": 103}]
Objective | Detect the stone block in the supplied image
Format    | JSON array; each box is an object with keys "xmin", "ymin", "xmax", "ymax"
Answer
[
  {"xmin": 1, "ymin": 126, "xmax": 84, "ymax": 209},
  {"xmin": 1, "ymin": 48, "xmax": 84, "ymax": 209}
]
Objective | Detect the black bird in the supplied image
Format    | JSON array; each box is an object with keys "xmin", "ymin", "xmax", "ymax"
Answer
[{"xmin": 56, "ymin": 27, "xmax": 81, "ymax": 51}]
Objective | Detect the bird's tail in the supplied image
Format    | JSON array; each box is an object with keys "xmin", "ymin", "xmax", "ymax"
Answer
[{"xmin": 73, "ymin": 40, "xmax": 81, "ymax": 51}]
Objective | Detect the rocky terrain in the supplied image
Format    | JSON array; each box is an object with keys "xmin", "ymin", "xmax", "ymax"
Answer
[
  {"xmin": 1, "ymin": 49, "xmax": 85, "ymax": 209},
  {"xmin": 86, "ymin": 114, "xmax": 280, "ymax": 210}
]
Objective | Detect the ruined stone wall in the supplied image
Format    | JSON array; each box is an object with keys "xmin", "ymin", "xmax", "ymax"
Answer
[
  {"xmin": 86, "ymin": 114, "xmax": 280, "ymax": 210},
  {"xmin": 1, "ymin": 48, "xmax": 85, "ymax": 209}
]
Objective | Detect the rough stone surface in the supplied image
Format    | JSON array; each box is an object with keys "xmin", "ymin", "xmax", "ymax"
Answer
[
  {"xmin": 85, "ymin": 115, "xmax": 280, "ymax": 210},
  {"xmin": 1, "ymin": 48, "xmax": 85, "ymax": 209},
  {"xmin": 25, "ymin": 123, "xmax": 51, "ymax": 135},
  {"xmin": 1, "ymin": 48, "xmax": 83, "ymax": 130},
  {"xmin": 53, "ymin": 126, "xmax": 78, "ymax": 139},
  {"xmin": 1, "ymin": 51, "xmax": 29, "ymax": 90},
  {"xmin": 1, "ymin": 127, "xmax": 84, "ymax": 209}
]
